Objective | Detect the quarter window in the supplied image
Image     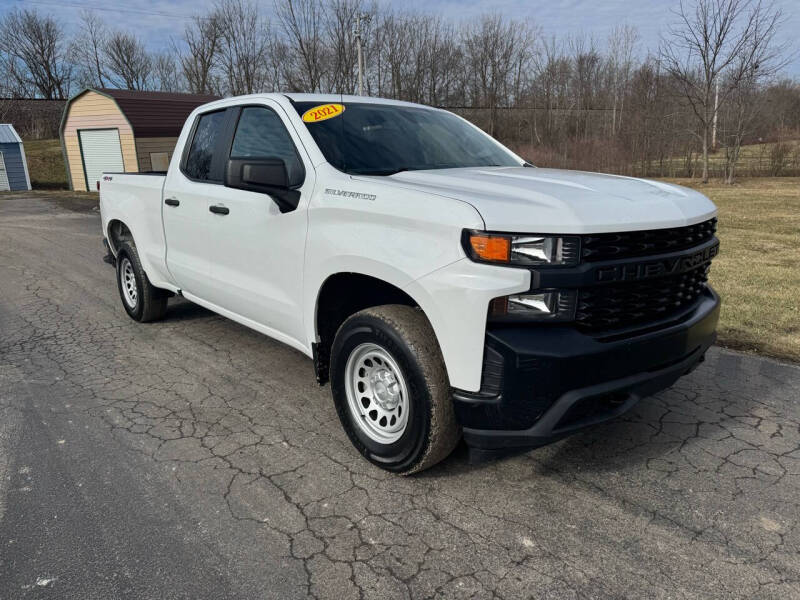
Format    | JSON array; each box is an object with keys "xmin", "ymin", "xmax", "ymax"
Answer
[
  {"xmin": 184, "ymin": 110, "xmax": 226, "ymax": 181},
  {"xmin": 230, "ymin": 107, "xmax": 305, "ymax": 187}
]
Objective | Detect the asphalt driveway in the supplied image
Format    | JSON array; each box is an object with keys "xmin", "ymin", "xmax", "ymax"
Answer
[{"xmin": 1, "ymin": 193, "xmax": 799, "ymax": 599}]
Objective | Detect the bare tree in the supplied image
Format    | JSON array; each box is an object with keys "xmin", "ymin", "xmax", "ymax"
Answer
[
  {"xmin": 720, "ymin": 10, "xmax": 788, "ymax": 183},
  {"xmin": 661, "ymin": 0, "xmax": 786, "ymax": 182},
  {"xmin": 0, "ymin": 8, "xmax": 72, "ymax": 99},
  {"xmin": 764, "ymin": 79, "xmax": 800, "ymax": 132},
  {"xmin": 533, "ymin": 36, "xmax": 570, "ymax": 141},
  {"xmin": 720, "ymin": 72, "xmax": 757, "ymax": 182},
  {"xmin": 0, "ymin": 52, "xmax": 22, "ymax": 99},
  {"xmin": 179, "ymin": 14, "xmax": 222, "ymax": 95},
  {"xmin": 70, "ymin": 11, "xmax": 108, "ymax": 88},
  {"xmin": 215, "ymin": 0, "xmax": 270, "ymax": 95},
  {"xmin": 607, "ymin": 25, "xmax": 638, "ymax": 136},
  {"xmin": 0, "ymin": 54, "xmax": 15, "ymax": 120},
  {"xmin": 265, "ymin": 34, "xmax": 290, "ymax": 93},
  {"xmin": 373, "ymin": 13, "xmax": 414, "ymax": 99},
  {"xmin": 153, "ymin": 53, "xmax": 184, "ymax": 92},
  {"xmin": 570, "ymin": 35, "xmax": 602, "ymax": 140},
  {"xmin": 324, "ymin": 0, "xmax": 363, "ymax": 94},
  {"xmin": 104, "ymin": 31, "xmax": 153, "ymax": 90},
  {"xmin": 276, "ymin": 0, "xmax": 327, "ymax": 92},
  {"xmin": 371, "ymin": 12, "xmax": 441, "ymax": 102},
  {"xmin": 424, "ymin": 18, "xmax": 462, "ymax": 105},
  {"xmin": 462, "ymin": 15, "xmax": 536, "ymax": 135}
]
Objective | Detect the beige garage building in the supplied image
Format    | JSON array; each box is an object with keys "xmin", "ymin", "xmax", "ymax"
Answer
[{"xmin": 60, "ymin": 88, "xmax": 218, "ymax": 191}]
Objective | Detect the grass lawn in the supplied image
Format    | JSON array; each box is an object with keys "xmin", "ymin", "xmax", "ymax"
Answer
[
  {"xmin": 673, "ymin": 140, "xmax": 800, "ymax": 177},
  {"xmin": 667, "ymin": 178, "xmax": 800, "ymax": 363},
  {"xmin": 23, "ymin": 138, "xmax": 69, "ymax": 189}
]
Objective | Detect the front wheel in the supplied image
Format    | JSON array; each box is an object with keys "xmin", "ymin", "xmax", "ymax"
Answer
[{"xmin": 330, "ymin": 305, "xmax": 460, "ymax": 474}]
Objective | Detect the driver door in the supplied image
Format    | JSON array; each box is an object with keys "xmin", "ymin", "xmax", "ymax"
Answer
[{"xmin": 201, "ymin": 103, "xmax": 313, "ymax": 346}]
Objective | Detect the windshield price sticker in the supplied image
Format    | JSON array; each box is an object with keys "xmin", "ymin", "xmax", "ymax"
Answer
[{"xmin": 302, "ymin": 103, "xmax": 345, "ymax": 123}]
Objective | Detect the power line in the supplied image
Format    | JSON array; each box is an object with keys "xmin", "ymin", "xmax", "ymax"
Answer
[
  {"xmin": 14, "ymin": 0, "xmax": 204, "ymax": 21},
  {"xmin": 442, "ymin": 106, "xmax": 624, "ymax": 112}
]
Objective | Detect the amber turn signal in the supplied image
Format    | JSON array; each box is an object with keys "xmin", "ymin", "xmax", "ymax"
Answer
[{"xmin": 468, "ymin": 234, "xmax": 510, "ymax": 262}]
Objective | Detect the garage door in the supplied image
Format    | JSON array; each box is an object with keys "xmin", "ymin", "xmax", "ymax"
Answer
[
  {"xmin": 0, "ymin": 152, "xmax": 9, "ymax": 192},
  {"xmin": 79, "ymin": 129, "xmax": 124, "ymax": 191}
]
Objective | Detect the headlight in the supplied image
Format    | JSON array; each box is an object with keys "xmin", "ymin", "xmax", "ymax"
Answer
[
  {"xmin": 488, "ymin": 290, "xmax": 577, "ymax": 322},
  {"xmin": 463, "ymin": 230, "xmax": 580, "ymax": 266}
]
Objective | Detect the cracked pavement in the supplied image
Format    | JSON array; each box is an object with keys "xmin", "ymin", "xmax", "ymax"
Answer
[{"xmin": 1, "ymin": 193, "xmax": 799, "ymax": 599}]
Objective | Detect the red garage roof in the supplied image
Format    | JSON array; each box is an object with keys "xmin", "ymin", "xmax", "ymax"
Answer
[{"xmin": 96, "ymin": 88, "xmax": 220, "ymax": 138}]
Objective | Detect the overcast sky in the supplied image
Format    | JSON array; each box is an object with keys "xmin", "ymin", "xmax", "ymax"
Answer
[{"xmin": 3, "ymin": 0, "xmax": 799, "ymax": 77}]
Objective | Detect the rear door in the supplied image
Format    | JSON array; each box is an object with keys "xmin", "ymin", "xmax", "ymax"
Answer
[
  {"xmin": 78, "ymin": 129, "xmax": 124, "ymax": 190},
  {"xmin": 162, "ymin": 108, "xmax": 229, "ymax": 298},
  {"xmin": 200, "ymin": 102, "xmax": 313, "ymax": 344}
]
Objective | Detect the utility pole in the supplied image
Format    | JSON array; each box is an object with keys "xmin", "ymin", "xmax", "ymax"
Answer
[
  {"xmin": 711, "ymin": 76, "xmax": 719, "ymax": 150},
  {"xmin": 353, "ymin": 13, "xmax": 371, "ymax": 97}
]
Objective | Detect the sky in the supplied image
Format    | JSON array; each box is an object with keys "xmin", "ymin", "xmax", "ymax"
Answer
[{"xmin": 3, "ymin": 0, "xmax": 799, "ymax": 77}]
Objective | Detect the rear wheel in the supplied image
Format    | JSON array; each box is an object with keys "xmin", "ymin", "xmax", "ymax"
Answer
[
  {"xmin": 115, "ymin": 242, "xmax": 168, "ymax": 322},
  {"xmin": 330, "ymin": 305, "xmax": 460, "ymax": 474}
]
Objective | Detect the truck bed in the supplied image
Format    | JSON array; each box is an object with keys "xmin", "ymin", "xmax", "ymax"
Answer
[{"xmin": 99, "ymin": 172, "xmax": 172, "ymax": 290}]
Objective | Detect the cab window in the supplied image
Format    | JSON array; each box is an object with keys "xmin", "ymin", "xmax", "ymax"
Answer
[
  {"xmin": 230, "ymin": 107, "xmax": 305, "ymax": 187},
  {"xmin": 184, "ymin": 110, "xmax": 226, "ymax": 181}
]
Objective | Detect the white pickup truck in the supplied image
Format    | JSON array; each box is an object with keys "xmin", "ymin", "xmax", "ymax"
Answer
[{"xmin": 100, "ymin": 93, "xmax": 720, "ymax": 473}]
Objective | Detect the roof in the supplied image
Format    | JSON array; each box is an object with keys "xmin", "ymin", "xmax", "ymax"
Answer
[
  {"xmin": 91, "ymin": 89, "xmax": 220, "ymax": 137},
  {"xmin": 0, "ymin": 124, "xmax": 22, "ymax": 144},
  {"xmin": 283, "ymin": 93, "xmax": 434, "ymax": 110}
]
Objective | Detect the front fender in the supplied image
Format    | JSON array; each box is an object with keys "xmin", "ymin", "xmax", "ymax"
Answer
[
  {"xmin": 304, "ymin": 256, "xmax": 417, "ymax": 347},
  {"xmin": 305, "ymin": 257, "xmax": 529, "ymax": 393},
  {"xmin": 404, "ymin": 259, "xmax": 530, "ymax": 392}
]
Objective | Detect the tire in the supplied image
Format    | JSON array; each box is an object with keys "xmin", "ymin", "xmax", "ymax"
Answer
[
  {"xmin": 115, "ymin": 241, "xmax": 168, "ymax": 322},
  {"xmin": 330, "ymin": 305, "xmax": 460, "ymax": 474}
]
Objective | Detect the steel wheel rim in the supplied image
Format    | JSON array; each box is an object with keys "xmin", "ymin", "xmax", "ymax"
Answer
[
  {"xmin": 120, "ymin": 257, "xmax": 138, "ymax": 308},
  {"xmin": 344, "ymin": 343, "xmax": 410, "ymax": 444}
]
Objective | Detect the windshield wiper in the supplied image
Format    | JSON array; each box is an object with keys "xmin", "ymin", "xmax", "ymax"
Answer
[
  {"xmin": 349, "ymin": 163, "xmax": 511, "ymax": 176},
  {"xmin": 348, "ymin": 167, "xmax": 412, "ymax": 176}
]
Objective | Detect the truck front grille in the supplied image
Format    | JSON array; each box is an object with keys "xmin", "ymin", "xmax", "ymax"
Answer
[
  {"xmin": 581, "ymin": 218, "xmax": 717, "ymax": 262},
  {"xmin": 574, "ymin": 263, "xmax": 711, "ymax": 332}
]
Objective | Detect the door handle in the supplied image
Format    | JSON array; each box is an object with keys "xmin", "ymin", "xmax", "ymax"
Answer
[
  {"xmin": 164, "ymin": 198, "xmax": 180, "ymax": 207},
  {"xmin": 209, "ymin": 204, "xmax": 230, "ymax": 215}
]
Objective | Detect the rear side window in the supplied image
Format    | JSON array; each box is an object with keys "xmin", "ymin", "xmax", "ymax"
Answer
[
  {"xmin": 184, "ymin": 110, "xmax": 226, "ymax": 181},
  {"xmin": 230, "ymin": 107, "xmax": 305, "ymax": 187}
]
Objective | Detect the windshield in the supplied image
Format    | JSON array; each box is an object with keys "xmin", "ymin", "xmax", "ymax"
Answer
[{"xmin": 292, "ymin": 101, "xmax": 520, "ymax": 175}]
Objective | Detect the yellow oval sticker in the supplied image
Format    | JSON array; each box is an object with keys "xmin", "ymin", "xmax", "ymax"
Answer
[{"xmin": 302, "ymin": 103, "xmax": 345, "ymax": 123}]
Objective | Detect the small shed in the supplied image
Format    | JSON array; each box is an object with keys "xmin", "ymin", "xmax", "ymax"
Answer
[
  {"xmin": 60, "ymin": 88, "xmax": 218, "ymax": 192},
  {"xmin": 0, "ymin": 124, "xmax": 32, "ymax": 191}
]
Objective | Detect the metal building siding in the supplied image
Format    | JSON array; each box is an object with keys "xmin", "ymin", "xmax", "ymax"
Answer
[
  {"xmin": 78, "ymin": 129, "xmax": 125, "ymax": 191},
  {"xmin": 0, "ymin": 142, "xmax": 30, "ymax": 191}
]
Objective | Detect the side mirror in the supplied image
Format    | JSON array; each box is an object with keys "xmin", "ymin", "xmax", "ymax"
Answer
[{"xmin": 224, "ymin": 157, "xmax": 300, "ymax": 213}]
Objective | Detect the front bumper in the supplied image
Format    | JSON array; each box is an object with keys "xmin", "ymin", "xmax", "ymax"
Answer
[{"xmin": 453, "ymin": 287, "xmax": 720, "ymax": 452}]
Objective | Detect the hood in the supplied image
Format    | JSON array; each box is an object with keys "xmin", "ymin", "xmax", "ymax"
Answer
[{"xmin": 369, "ymin": 167, "xmax": 717, "ymax": 233}]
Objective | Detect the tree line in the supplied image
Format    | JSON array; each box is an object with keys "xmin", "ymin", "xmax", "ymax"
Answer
[{"xmin": 1, "ymin": 0, "xmax": 798, "ymax": 181}]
